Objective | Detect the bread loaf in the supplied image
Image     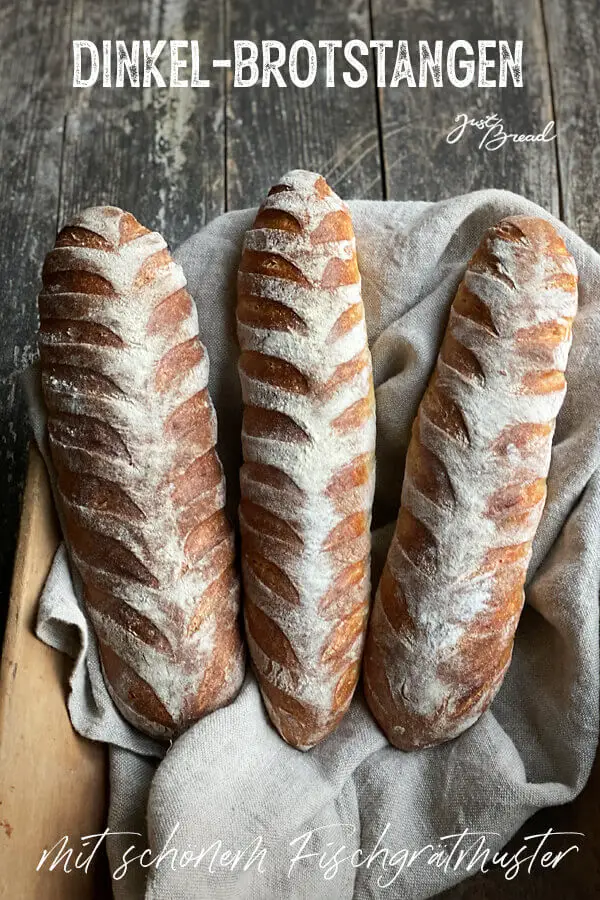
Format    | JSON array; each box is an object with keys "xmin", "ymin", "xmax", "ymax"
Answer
[
  {"xmin": 38, "ymin": 206, "xmax": 244, "ymax": 740},
  {"xmin": 364, "ymin": 216, "xmax": 578, "ymax": 750},
  {"xmin": 237, "ymin": 170, "xmax": 376, "ymax": 750}
]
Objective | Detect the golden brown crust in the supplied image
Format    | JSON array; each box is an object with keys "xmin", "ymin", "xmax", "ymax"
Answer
[
  {"xmin": 237, "ymin": 170, "xmax": 376, "ymax": 750},
  {"xmin": 364, "ymin": 215, "xmax": 578, "ymax": 750},
  {"xmin": 38, "ymin": 206, "xmax": 244, "ymax": 740}
]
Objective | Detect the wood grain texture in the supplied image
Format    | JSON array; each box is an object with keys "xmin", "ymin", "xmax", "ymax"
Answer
[
  {"xmin": 2, "ymin": 450, "xmax": 598, "ymax": 899},
  {"xmin": 0, "ymin": 0, "xmax": 598, "ymax": 892},
  {"xmin": 60, "ymin": 0, "xmax": 225, "ymax": 243},
  {"xmin": 543, "ymin": 0, "xmax": 600, "ymax": 246},
  {"xmin": 226, "ymin": 0, "xmax": 384, "ymax": 206},
  {"xmin": 0, "ymin": 0, "xmax": 73, "ymax": 635},
  {"xmin": 532, "ymin": 5, "xmax": 600, "ymax": 893},
  {"xmin": 371, "ymin": 0, "xmax": 559, "ymax": 210},
  {"xmin": 0, "ymin": 446, "xmax": 110, "ymax": 899},
  {"xmin": 0, "ymin": 0, "xmax": 229, "ymax": 640}
]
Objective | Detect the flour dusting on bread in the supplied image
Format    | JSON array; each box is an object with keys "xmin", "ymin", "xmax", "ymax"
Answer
[
  {"xmin": 364, "ymin": 216, "xmax": 578, "ymax": 750},
  {"xmin": 237, "ymin": 170, "xmax": 376, "ymax": 750},
  {"xmin": 39, "ymin": 206, "xmax": 244, "ymax": 739}
]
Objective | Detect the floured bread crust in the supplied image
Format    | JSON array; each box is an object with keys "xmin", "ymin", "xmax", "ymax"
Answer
[
  {"xmin": 237, "ymin": 170, "xmax": 376, "ymax": 750},
  {"xmin": 38, "ymin": 206, "xmax": 244, "ymax": 740},
  {"xmin": 364, "ymin": 216, "xmax": 578, "ymax": 750}
]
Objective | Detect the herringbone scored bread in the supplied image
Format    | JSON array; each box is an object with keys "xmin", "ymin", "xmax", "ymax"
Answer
[
  {"xmin": 38, "ymin": 206, "xmax": 244, "ymax": 739},
  {"xmin": 364, "ymin": 216, "xmax": 578, "ymax": 750},
  {"xmin": 237, "ymin": 170, "xmax": 376, "ymax": 750}
]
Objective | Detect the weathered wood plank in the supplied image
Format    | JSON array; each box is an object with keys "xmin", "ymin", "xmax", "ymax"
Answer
[
  {"xmin": 0, "ymin": 446, "xmax": 110, "ymax": 898},
  {"xmin": 0, "ymin": 0, "xmax": 73, "ymax": 631},
  {"xmin": 540, "ymin": 2, "xmax": 600, "ymax": 888},
  {"xmin": 226, "ymin": 0, "xmax": 384, "ymax": 207},
  {"xmin": 371, "ymin": 0, "xmax": 559, "ymax": 211},
  {"xmin": 543, "ymin": 0, "xmax": 600, "ymax": 247},
  {"xmin": 61, "ymin": 0, "xmax": 226, "ymax": 246}
]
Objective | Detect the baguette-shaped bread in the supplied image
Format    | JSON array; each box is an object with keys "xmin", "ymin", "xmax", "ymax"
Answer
[
  {"xmin": 237, "ymin": 170, "xmax": 376, "ymax": 750},
  {"xmin": 364, "ymin": 216, "xmax": 578, "ymax": 750},
  {"xmin": 38, "ymin": 206, "xmax": 244, "ymax": 739}
]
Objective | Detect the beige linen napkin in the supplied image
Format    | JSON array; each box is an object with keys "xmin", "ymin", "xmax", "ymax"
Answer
[{"xmin": 27, "ymin": 190, "xmax": 599, "ymax": 899}]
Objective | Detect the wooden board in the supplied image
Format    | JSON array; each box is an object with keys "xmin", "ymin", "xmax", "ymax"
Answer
[
  {"xmin": 226, "ymin": 0, "xmax": 384, "ymax": 207},
  {"xmin": 0, "ymin": 0, "xmax": 73, "ymax": 634},
  {"xmin": 543, "ymin": 0, "xmax": 600, "ymax": 248},
  {"xmin": 371, "ymin": 0, "xmax": 560, "ymax": 210},
  {"xmin": 0, "ymin": 445, "xmax": 109, "ymax": 900},
  {"xmin": 0, "ymin": 447, "xmax": 597, "ymax": 899},
  {"xmin": 0, "ymin": 0, "xmax": 582, "ymax": 634},
  {"xmin": 60, "ymin": 0, "xmax": 225, "ymax": 242},
  {"xmin": 0, "ymin": 0, "xmax": 228, "ymax": 638},
  {"xmin": 0, "ymin": 0, "xmax": 598, "ymax": 894}
]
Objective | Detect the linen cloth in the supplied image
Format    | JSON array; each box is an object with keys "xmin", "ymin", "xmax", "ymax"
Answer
[{"xmin": 27, "ymin": 190, "xmax": 600, "ymax": 899}]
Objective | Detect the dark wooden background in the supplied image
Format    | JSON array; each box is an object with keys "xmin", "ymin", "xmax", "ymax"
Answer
[
  {"xmin": 2, "ymin": 0, "xmax": 595, "ymax": 628},
  {"xmin": 0, "ymin": 1, "xmax": 598, "ymax": 895}
]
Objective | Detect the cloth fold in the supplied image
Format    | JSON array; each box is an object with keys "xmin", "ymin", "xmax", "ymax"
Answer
[{"xmin": 28, "ymin": 190, "xmax": 600, "ymax": 899}]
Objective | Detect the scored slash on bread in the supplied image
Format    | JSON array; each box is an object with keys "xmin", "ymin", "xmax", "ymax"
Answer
[
  {"xmin": 38, "ymin": 206, "xmax": 244, "ymax": 740},
  {"xmin": 364, "ymin": 216, "xmax": 578, "ymax": 750},
  {"xmin": 36, "ymin": 194, "xmax": 573, "ymax": 755},
  {"xmin": 237, "ymin": 170, "xmax": 376, "ymax": 750}
]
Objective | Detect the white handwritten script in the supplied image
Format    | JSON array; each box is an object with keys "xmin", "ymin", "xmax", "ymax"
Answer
[
  {"xmin": 447, "ymin": 112, "xmax": 556, "ymax": 151},
  {"xmin": 37, "ymin": 823, "xmax": 581, "ymax": 887}
]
